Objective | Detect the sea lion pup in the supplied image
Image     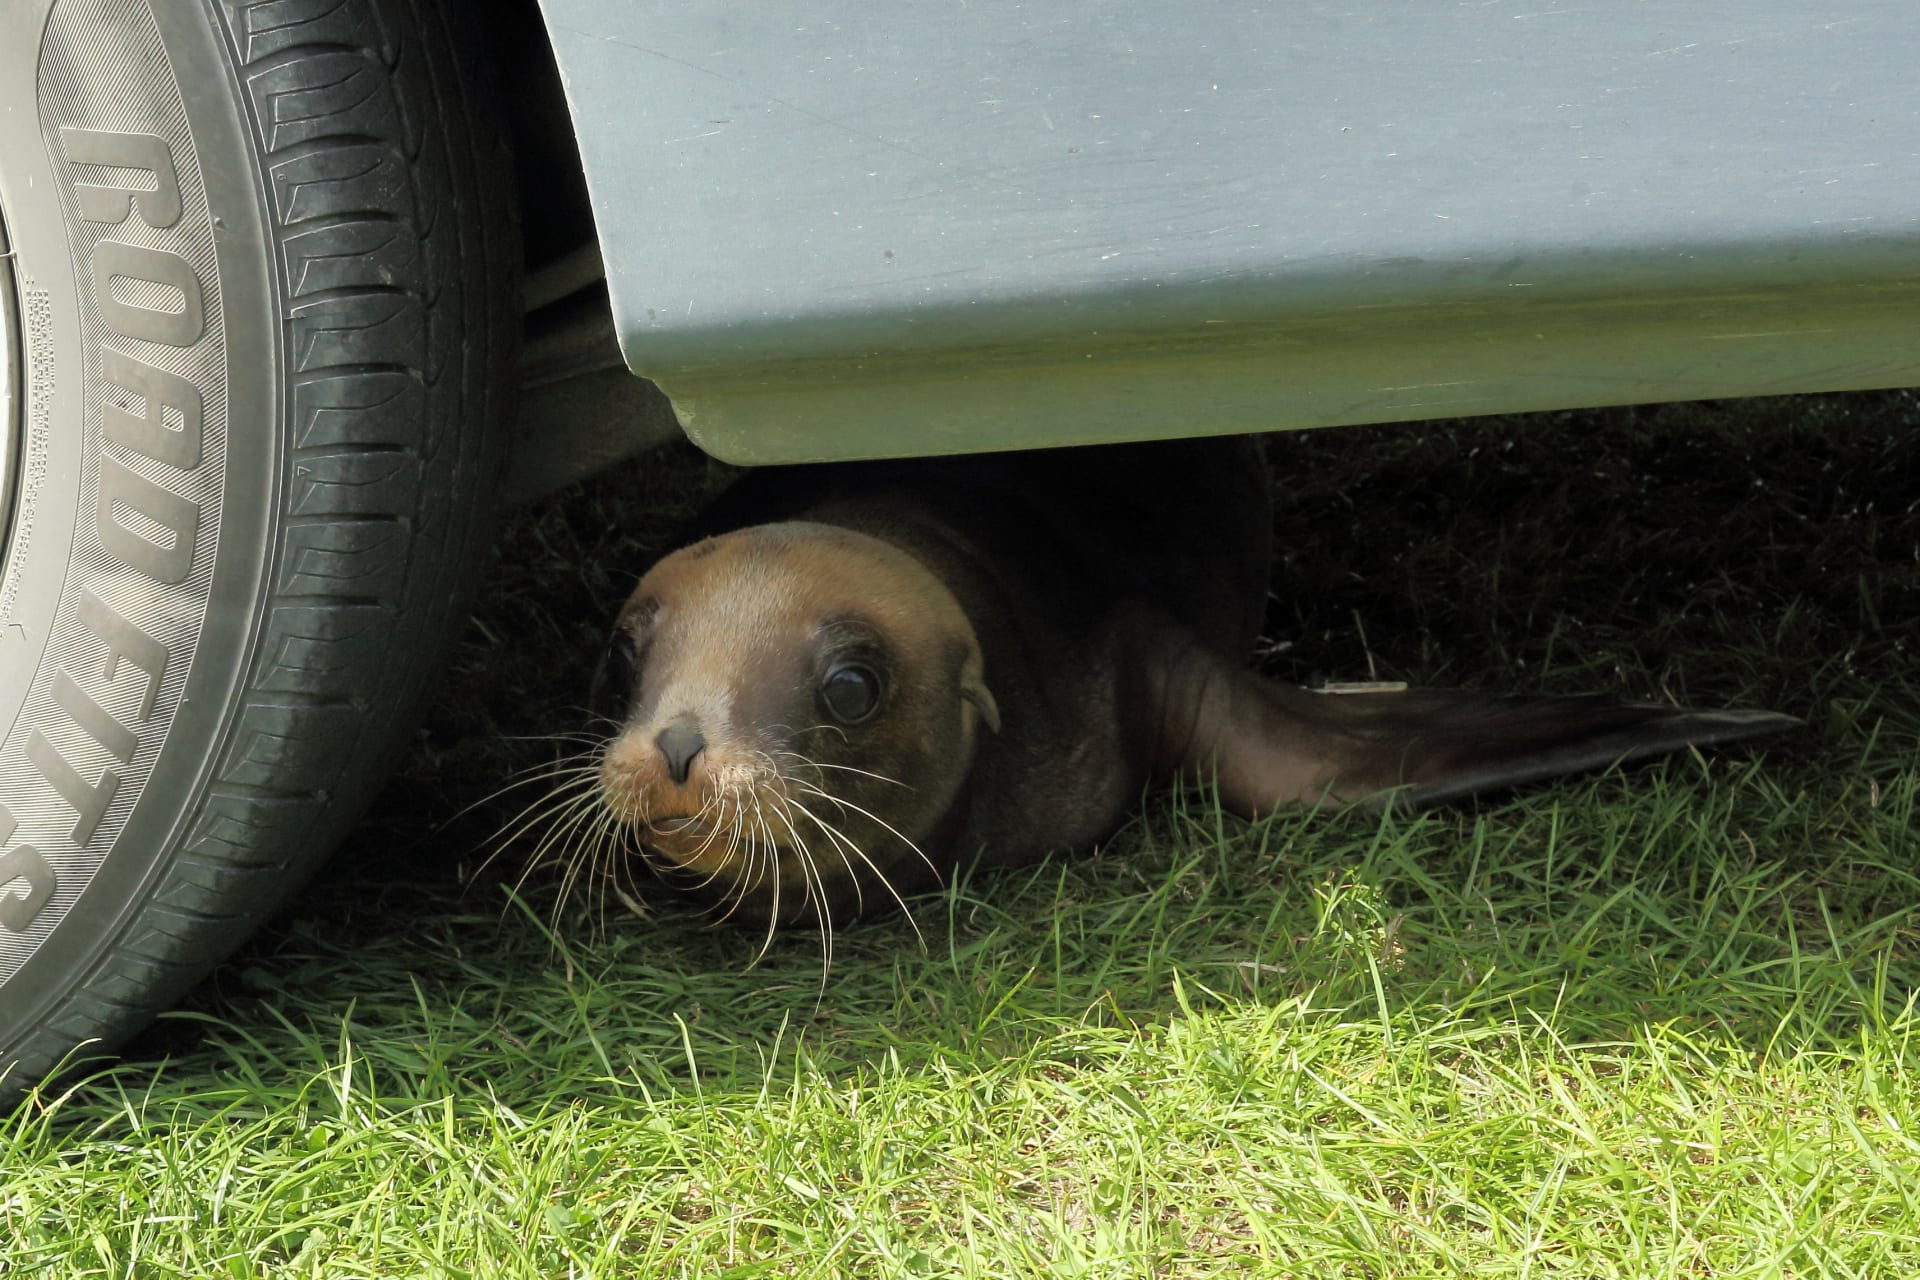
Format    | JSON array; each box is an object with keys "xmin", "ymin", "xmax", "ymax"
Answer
[{"xmin": 590, "ymin": 437, "xmax": 1796, "ymax": 926}]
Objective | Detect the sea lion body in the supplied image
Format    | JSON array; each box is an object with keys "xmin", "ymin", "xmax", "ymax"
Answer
[{"xmin": 593, "ymin": 437, "xmax": 1794, "ymax": 924}]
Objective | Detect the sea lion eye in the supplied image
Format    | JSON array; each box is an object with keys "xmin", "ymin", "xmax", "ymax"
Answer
[{"xmin": 820, "ymin": 663, "xmax": 883, "ymax": 725}]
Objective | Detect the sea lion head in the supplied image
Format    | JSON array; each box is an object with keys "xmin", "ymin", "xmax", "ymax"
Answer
[{"xmin": 593, "ymin": 521, "xmax": 1000, "ymax": 924}]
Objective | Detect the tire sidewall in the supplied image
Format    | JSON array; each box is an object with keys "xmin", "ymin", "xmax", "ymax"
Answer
[{"xmin": 0, "ymin": 0, "xmax": 277, "ymax": 1053}]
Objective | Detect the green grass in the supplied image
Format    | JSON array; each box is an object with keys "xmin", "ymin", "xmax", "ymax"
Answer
[{"xmin": 5, "ymin": 394, "xmax": 1918, "ymax": 1277}]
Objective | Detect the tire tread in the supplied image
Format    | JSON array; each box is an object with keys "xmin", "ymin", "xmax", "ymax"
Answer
[{"xmin": 5, "ymin": 0, "xmax": 515, "ymax": 1090}]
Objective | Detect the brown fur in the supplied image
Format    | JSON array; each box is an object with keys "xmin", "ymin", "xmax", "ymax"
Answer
[
  {"xmin": 598, "ymin": 522, "xmax": 998, "ymax": 920},
  {"xmin": 592, "ymin": 437, "xmax": 1795, "ymax": 925}
]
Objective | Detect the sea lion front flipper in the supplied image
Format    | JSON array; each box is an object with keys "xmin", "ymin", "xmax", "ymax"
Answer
[{"xmin": 1122, "ymin": 612, "xmax": 1801, "ymax": 814}]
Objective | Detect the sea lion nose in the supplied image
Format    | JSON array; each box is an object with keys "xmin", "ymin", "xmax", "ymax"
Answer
[{"xmin": 654, "ymin": 719, "xmax": 706, "ymax": 786}]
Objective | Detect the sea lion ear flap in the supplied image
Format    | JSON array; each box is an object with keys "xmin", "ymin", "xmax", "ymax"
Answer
[
  {"xmin": 962, "ymin": 675, "xmax": 1001, "ymax": 734},
  {"xmin": 953, "ymin": 641, "xmax": 1001, "ymax": 733}
]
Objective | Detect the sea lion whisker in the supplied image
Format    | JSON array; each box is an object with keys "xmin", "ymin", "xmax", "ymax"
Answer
[
  {"xmin": 472, "ymin": 741, "xmax": 604, "ymax": 784},
  {"xmin": 701, "ymin": 808, "xmax": 752, "ymax": 897},
  {"xmin": 756, "ymin": 748, "xmax": 900, "ymax": 924},
  {"xmin": 485, "ymin": 741, "xmax": 606, "ymax": 777},
  {"xmin": 567, "ymin": 853, "xmax": 610, "ymax": 941},
  {"xmin": 671, "ymin": 835, "xmax": 734, "ymax": 887},
  {"xmin": 521, "ymin": 787, "xmax": 612, "ymax": 871},
  {"xmin": 788, "ymin": 721, "xmax": 852, "ymax": 746},
  {"xmin": 550, "ymin": 792, "xmax": 617, "ymax": 911},
  {"xmin": 780, "ymin": 792, "xmax": 926, "ymax": 947},
  {"xmin": 748, "ymin": 798, "xmax": 785, "ymax": 963},
  {"xmin": 775, "ymin": 791, "xmax": 865, "ymax": 918},
  {"xmin": 586, "ymin": 813, "xmax": 634, "ymax": 930},
  {"xmin": 527, "ymin": 770, "xmax": 609, "ymax": 824},
  {"xmin": 607, "ymin": 830, "xmax": 652, "ymax": 917},
  {"xmin": 577, "ymin": 816, "xmax": 616, "ymax": 939},
  {"xmin": 457, "ymin": 757, "xmax": 603, "ymax": 834},
  {"xmin": 475, "ymin": 769, "xmax": 604, "ymax": 857},
  {"xmin": 553, "ymin": 702, "xmax": 632, "ymax": 736},
  {"xmin": 798, "ymin": 761, "xmax": 915, "ymax": 789},
  {"xmin": 669, "ymin": 834, "xmax": 735, "ymax": 897},
  {"xmin": 632, "ymin": 786, "xmax": 738, "ymax": 891},
  {"xmin": 708, "ymin": 864, "xmax": 754, "ymax": 924},
  {"xmin": 477, "ymin": 784, "xmax": 609, "ymax": 891},
  {"xmin": 459, "ymin": 765, "xmax": 605, "ymax": 830},
  {"xmin": 737, "ymin": 795, "xmax": 795, "ymax": 965},
  {"xmin": 710, "ymin": 822, "xmax": 761, "ymax": 924},
  {"xmin": 775, "ymin": 792, "xmax": 867, "ymax": 919},
  {"xmin": 670, "ymin": 790, "xmax": 746, "ymax": 894},
  {"xmin": 490, "ymin": 790, "xmax": 610, "ymax": 917},
  {"xmin": 768, "ymin": 747, "xmax": 914, "ymax": 791},
  {"xmin": 552, "ymin": 845, "xmax": 590, "ymax": 935},
  {"xmin": 765, "ymin": 721, "xmax": 852, "ymax": 749},
  {"xmin": 785, "ymin": 817, "xmax": 832, "ymax": 929},
  {"xmin": 596, "ymin": 819, "xmax": 642, "ymax": 931},
  {"xmin": 698, "ymin": 793, "xmax": 756, "ymax": 894},
  {"xmin": 497, "ymin": 730, "xmax": 620, "ymax": 751},
  {"xmin": 790, "ymin": 780, "xmax": 942, "ymax": 884},
  {"xmin": 630, "ymin": 837, "xmax": 679, "ymax": 878},
  {"xmin": 639, "ymin": 784, "xmax": 725, "ymax": 839},
  {"xmin": 766, "ymin": 796, "xmax": 836, "ymax": 977},
  {"xmin": 551, "ymin": 789, "xmax": 627, "ymax": 892},
  {"xmin": 753, "ymin": 747, "xmax": 823, "ymax": 796},
  {"xmin": 499, "ymin": 849, "xmax": 553, "ymax": 917},
  {"xmin": 701, "ymin": 795, "xmax": 762, "ymax": 917},
  {"xmin": 520, "ymin": 797, "xmax": 613, "ymax": 874},
  {"xmin": 609, "ymin": 871, "xmax": 651, "ymax": 921},
  {"xmin": 800, "ymin": 861, "xmax": 836, "ymax": 993}
]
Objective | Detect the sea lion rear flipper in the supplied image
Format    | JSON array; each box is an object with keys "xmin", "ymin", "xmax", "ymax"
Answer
[
  {"xmin": 1282, "ymin": 688, "xmax": 1801, "ymax": 812},
  {"xmin": 1125, "ymin": 615, "xmax": 1800, "ymax": 813}
]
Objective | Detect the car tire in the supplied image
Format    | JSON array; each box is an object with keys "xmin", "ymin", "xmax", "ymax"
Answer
[{"xmin": 0, "ymin": 0, "xmax": 516, "ymax": 1094}]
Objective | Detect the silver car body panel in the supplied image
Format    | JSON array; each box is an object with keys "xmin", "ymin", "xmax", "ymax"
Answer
[{"xmin": 537, "ymin": 0, "xmax": 1920, "ymax": 464}]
